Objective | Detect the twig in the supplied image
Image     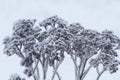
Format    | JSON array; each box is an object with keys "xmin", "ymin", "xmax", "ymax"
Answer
[
  {"xmin": 33, "ymin": 57, "xmax": 40, "ymax": 80},
  {"xmin": 51, "ymin": 58, "xmax": 64, "ymax": 80},
  {"xmin": 77, "ymin": 59, "xmax": 83, "ymax": 80},
  {"xmin": 15, "ymin": 45, "xmax": 25, "ymax": 59},
  {"xmin": 96, "ymin": 69, "xmax": 105, "ymax": 80},
  {"xmin": 79, "ymin": 59, "xmax": 87, "ymax": 80},
  {"xmin": 96, "ymin": 66, "xmax": 100, "ymax": 75},
  {"xmin": 82, "ymin": 65, "xmax": 92, "ymax": 79}
]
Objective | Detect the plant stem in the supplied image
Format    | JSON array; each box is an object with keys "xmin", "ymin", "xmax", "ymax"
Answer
[
  {"xmin": 96, "ymin": 69, "xmax": 105, "ymax": 80},
  {"xmin": 33, "ymin": 58, "xmax": 40, "ymax": 80},
  {"xmin": 79, "ymin": 59, "xmax": 87, "ymax": 80},
  {"xmin": 82, "ymin": 65, "xmax": 92, "ymax": 80},
  {"xmin": 70, "ymin": 54, "xmax": 78, "ymax": 80},
  {"xmin": 77, "ymin": 59, "xmax": 82, "ymax": 80},
  {"xmin": 42, "ymin": 55, "xmax": 48, "ymax": 80},
  {"xmin": 51, "ymin": 58, "xmax": 63, "ymax": 80}
]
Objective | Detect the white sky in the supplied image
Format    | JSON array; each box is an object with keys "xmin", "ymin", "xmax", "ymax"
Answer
[{"xmin": 0, "ymin": 0, "xmax": 120, "ymax": 80}]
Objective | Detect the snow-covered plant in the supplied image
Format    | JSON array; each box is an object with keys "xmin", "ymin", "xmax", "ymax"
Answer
[
  {"xmin": 36, "ymin": 15, "xmax": 69, "ymax": 80},
  {"xmin": 9, "ymin": 74, "xmax": 25, "ymax": 80},
  {"xmin": 89, "ymin": 30, "xmax": 120, "ymax": 80},
  {"xmin": 3, "ymin": 16, "xmax": 120, "ymax": 80},
  {"xmin": 67, "ymin": 26, "xmax": 102, "ymax": 80},
  {"xmin": 3, "ymin": 16, "xmax": 68, "ymax": 80},
  {"xmin": 3, "ymin": 19, "xmax": 40, "ymax": 80}
]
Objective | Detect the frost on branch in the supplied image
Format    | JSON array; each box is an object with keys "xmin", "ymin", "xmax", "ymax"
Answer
[
  {"xmin": 3, "ymin": 36, "xmax": 19, "ymax": 56},
  {"xmin": 89, "ymin": 30, "xmax": 120, "ymax": 80},
  {"xmin": 72, "ymin": 29, "xmax": 100, "ymax": 59},
  {"xmin": 3, "ymin": 19, "xmax": 36, "ymax": 57},
  {"xmin": 40, "ymin": 15, "xmax": 67, "ymax": 30},
  {"xmin": 3, "ymin": 16, "xmax": 120, "ymax": 80}
]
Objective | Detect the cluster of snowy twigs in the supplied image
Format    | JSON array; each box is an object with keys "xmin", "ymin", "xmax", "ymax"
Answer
[{"xmin": 3, "ymin": 16, "xmax": 120, "ymax": 80}]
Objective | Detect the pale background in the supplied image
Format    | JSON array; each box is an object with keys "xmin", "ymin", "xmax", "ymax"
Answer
[{"xmin": 0, "ymin": 0, "xmax": 120, "ymax": 80}]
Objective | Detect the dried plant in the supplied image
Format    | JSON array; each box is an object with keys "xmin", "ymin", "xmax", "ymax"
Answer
[{"xmin": 3, "ymin": 16, "xmax": 120, "ymax": 80}]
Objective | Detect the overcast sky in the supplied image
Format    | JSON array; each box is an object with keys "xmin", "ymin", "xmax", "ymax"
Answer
[{"xmin": 0, "ymin": 0, "xmax": 120, "ymax": 80}]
